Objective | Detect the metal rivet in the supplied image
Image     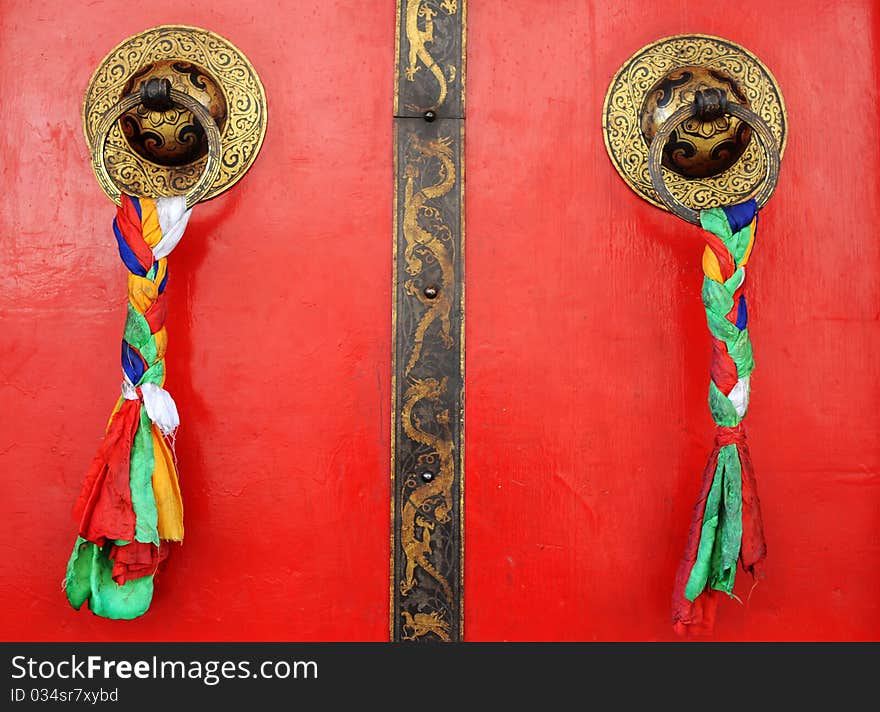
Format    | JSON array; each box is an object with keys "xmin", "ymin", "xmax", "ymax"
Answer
[
  {"xmin": 140, "ymin": 77, "xmax": 174, "ymax": 112},
  {"xmin": 423, "ymin": 285, "xmax": 438, "ymax": 300},
  {"xmin": 424, "ymin": 110, "xmax": 437, "ymax": 122},
  {"xmin": 421, "ymin": 472, "xmax": 434, "ymax": 482}
]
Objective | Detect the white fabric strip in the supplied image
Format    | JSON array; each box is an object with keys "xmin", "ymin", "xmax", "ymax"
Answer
[
  {"xmin": 121, "ymin": 377, "xmax": 139, "ymax": 401},
  {"xmin": 121, "ymin": 377, "xmax": 181, "ymax": 435},
  {"xmin": 152, "ymin": 196, "xmax": 192, "ymax": 259},
  {"xmin": 728, "ymin": 376, "xmax": 750, "ymax": 419},
  {"xmin": 140, "ymin": 383, "xmax": 180, "ymax": 436}
]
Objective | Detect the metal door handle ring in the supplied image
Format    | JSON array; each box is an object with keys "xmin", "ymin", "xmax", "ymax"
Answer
[
  {"xmin": 647, "ymin": 101, "xmax": 781, "ymax": 225},
  {"xmin": 91, "ymin": 83, "xmax": 223, "ymax": 209}
]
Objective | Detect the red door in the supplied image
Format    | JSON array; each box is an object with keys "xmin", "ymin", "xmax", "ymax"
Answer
[{"xmin": 1, "ymin": 0, "xmax": 878, "ymax": 642}]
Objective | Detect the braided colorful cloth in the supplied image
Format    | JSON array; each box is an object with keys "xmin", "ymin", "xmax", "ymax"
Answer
[
  {"xmin": 671, "ymin": 199, "xmax": 767, "ymax": 635},
  {"xmin": 65, "ymin": 194, "xmax": 191, "ymax": 620}
]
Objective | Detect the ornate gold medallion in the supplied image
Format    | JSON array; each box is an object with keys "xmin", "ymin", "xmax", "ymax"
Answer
[
  {"xmin": 83, "ymin": 25, "xmax": 267, "ymax": 203},
  {"xmin": 603, "ymin": 34, "xmax": 787, "ymax": 213}
]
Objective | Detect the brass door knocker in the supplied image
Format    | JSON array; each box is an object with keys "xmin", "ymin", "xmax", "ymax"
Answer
[
  {"xmin": 83, "ymin": 24, "xmax": 267, "ymax": 204},
  {"xmin": 92, "ymin": 77, "xmax": 223, "ymax": 207},
  {"xmin": 603, "ymin": 34, "xmax": 786, "ymax": 220},
  {"xmin": 647, "ymin": 88, "xmax": 781, "ymax": 224}
]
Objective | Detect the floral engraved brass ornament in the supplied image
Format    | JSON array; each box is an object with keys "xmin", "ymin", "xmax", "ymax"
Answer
[
  {"xmin": 83, "ymin": 25, "xmax": 267, "ymax": 202},
  {"xmin": 640, "ymin": 65, "xmax": 752, "ymax": 179},
  {"xmin": 119, "ymin": 60, "xmax": 229, "ymax": 168},
  {"xmin": 603, "ymin": 34, "xmax": 786, "ymax": 213}
]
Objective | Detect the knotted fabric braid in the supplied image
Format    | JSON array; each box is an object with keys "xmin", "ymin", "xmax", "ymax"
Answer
[
  {"xmin": 671, "ymin": 199, "xmax": 768, "ymax": 635},
  {"xmin": 65, "ymin": 194, "xmax": 191, "ymax": 620}
]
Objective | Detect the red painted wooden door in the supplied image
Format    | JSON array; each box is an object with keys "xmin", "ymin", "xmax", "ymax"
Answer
[{"xmin": 1, "ymin": 1, "xmax": 878, "ymax": 642}]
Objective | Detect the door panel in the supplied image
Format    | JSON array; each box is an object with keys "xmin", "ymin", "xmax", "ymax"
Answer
[
  {"xmin": 465, "ymin": 1, "xmax": 880, "ymax": 640},
  {"xmin": 0, "ymin": 0, "xmax": 392, "ymax": 641}
]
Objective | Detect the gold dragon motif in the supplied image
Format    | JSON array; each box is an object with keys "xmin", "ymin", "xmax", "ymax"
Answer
[
  {"xmin": 402, "ymin": 133, "xmax": 456, "ymax": 376},
  {"xmin": 401, "ymin": 610, "xmax": 452, "ymax": 642},
  {"xmin": 404, "ymin": 0, "xmax": 458, "ymax": 111},
  {"xmin": 399, "ymin": 376, "xmax": 455, "ymax": 606}
]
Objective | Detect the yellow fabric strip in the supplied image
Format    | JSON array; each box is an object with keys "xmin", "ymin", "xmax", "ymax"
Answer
[
  {"xmin": 153, "ymin": 258, "xmax": 167, "ymax": 291},
  {"xmin": 105, "ymin": 396, "xmax": 124, "ymax": 431},
  {"xmin": 702, "ymin": 245, "xmax": 723, "ymax": 283},
  {"xmin": 154, "ymin": 326, "xmax": 168, "ymax": 362},
  {"xmin": 151, "ymin": 426, "xmax": 184, "ymax": 541},
  {"xmin": 140, "ymin": 199, "xmax": 163, "ymax": 249},
  {"xmin": 739, "ymin": 219, "xmax": 757, "ymax": 267},
  {"xmin": 128, "ymin": 274, "xmax": 157, "ymax": 314}
]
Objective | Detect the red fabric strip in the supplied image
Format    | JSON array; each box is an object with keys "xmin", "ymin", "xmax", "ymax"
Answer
[
  {"xmin": 671, "ymin": 444, "xmax": 720, "ymax": 632},
  {"xmin": 710, "ymin": 338, "xmax": 739, "ymax": 395},
  {"xmin": 704, "ymin": 232, "xmax": 735, "ymax": 280},
  {"xmin": 143, "ymin": 293, "xmax": 167, "ymax": 334},
  {"xmin": 109, "ymin": 541, "xmax": 170, "ymax": 585},
  {"xmin": 737, "ymin": 435, "xmax": 767, "ymax": 577},
  {"xmin": 75, "ymin": 400, "xmax": 140, "ymax": 546},
  {"xmin": 717, "ymin": 423, "xmax": 746, "ymax": 448},
  {"xmin": 118, "ymin": 195, "xmax": 153, "ymax": 273},
  {"xmin": 726, "ymin": 282, "xmax": 744, "ymax": 325}
]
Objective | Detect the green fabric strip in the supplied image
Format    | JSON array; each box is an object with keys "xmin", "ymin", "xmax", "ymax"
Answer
[
  {"xmin": 705, "ymin": 308, "xmax": 741, "ymax": 344},
  {"xmin": 685, "ymin": 458, "xmax": 725, "ymax": 600},
  {"xmin": 130, "ymin": 405, "xmax": 159, "ymax": 545},
  {"xmin": 727, "ymin": 224, "xmax": 753, "ymax": 265},
  {"xmin": 64, "ymin": 538, "xmax": 154, "ymax": 619},
  {"xmin": 724, "ymin": 267, "xmax": 745, "ymax": 294},
  {"xmin": 138, "ymin": 360, "xmax": 164, "ymax": 387},
  {"xmin": 87, "ymin": 545, "xmax": 154, "ymax": 620},
  {"xmin": 124, "ymin": 305, "xmax": 158, "ymax": 366},
  {"xmin": 64, "ymin": 537, "xmax": 94, "ymax": 610},
  {"xmin": 727, "ymin": 328, "xmax": 755, "ymax": 378},
  {"xmin": 709, "ymin": 380, "xmax": 741, "ymax": 427},
  {"xmin": 708, "ymin": 445, "xmax": 743, "ymax": 594},
  {"xmin": 685, "ymin": 444, "xmax": 745, "ymax": 600},
  {"xmin": 699, "ymin": 208, "xmax": 733, "ymax": 241},
  {"xmin": 702, "ymin": 276, "xmax": 735, "ymax": 315}
]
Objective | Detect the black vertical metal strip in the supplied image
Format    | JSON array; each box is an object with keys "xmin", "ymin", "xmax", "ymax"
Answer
[
  {"xmin": 392, "ymin": 0, "xmax": 465, "ymax": 643},
  {"xmin": 394, "ymin": 0, "xmax": 465, "ymax": 119}
]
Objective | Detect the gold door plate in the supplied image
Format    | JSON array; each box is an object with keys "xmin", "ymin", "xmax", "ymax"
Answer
[
  {"xmin": 83, "ymin": 25, "xmax": 267, "ymax": 203},
  {"xmin": 603, "ymin": 34, "xmax": 787, "ymax": 214}
]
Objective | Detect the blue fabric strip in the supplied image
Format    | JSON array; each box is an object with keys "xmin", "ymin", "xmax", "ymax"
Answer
[
  {"xmin": 129, "ymin": 195, "xmax": 142, "ymax": 221},
  {"xmin": 158, "ymin": 268, "xmax": 168, "ymax": 294},
  {"xmin": 113, "ymin": 218, "xmax": 147, "ymax": 277},
  {"xmin": 736, "ymin": 295, "xmax": 748, "ymax": 330},
  {"xmin": 722, "ymin": 199, "xmax": 757, "ymax": 234},
  {"xmin": 121, "ymin": 340, "xmax": 146, "ymax": 384}
]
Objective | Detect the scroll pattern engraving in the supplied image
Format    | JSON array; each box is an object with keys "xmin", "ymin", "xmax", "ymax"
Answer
[
  {"xmin": 604, "ymin": 35, "xmax": 787, "ymax": 212},
  {"xmin": 83, "ymin": 26, "xmax": 266, "ymax": 201}
]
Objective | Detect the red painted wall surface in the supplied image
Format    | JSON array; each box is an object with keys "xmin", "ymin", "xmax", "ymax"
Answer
[{"xmin": 1, "ymin": 0, "xmax": 878, "ymax": 642}]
